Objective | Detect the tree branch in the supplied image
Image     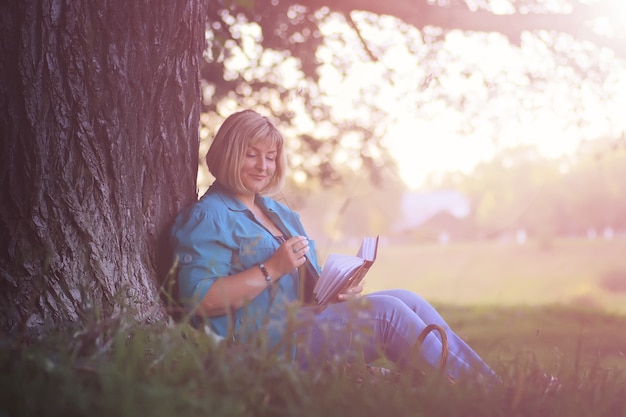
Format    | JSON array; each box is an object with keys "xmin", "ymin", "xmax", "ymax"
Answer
[
  {"xmin": 304, "ymin": 0, "xmax": 626, "ymax": 58},
  {"xmin": 346, "ymin": 11, "xmax": 379, "ymax": 62}
]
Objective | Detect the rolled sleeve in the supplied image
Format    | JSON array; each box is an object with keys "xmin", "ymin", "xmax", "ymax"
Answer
[{"xmin": 170, "ymin": 207, "xmax": 232, "ymax": 312}]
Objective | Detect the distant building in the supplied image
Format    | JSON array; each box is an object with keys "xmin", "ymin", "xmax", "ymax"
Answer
[{"xmin": 392, "ymin": 190, "xmax": 472, "ymax": 242}]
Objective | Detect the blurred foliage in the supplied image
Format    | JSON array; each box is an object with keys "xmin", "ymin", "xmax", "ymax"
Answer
[
  {"xmin": 426, "ymin": 137, "xmax": 626, "ymax": 241},
  {"xmin": 284, "ymin": 137, "xmax": 625, "ymax": 244},
  {"xmin": 198, "ymin": 0, "xmax": 626, "ymax": 189},
  {"xmin": 201, "ymin": 0, "xmax": 397, "ymax": 187}
]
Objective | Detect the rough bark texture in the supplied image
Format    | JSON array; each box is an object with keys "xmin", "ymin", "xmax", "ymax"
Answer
[{"xmin": 0, "ymin": 0, "xmax": 204, "ymax": 332}]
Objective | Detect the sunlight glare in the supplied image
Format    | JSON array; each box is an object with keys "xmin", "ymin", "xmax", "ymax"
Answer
[
  {"xmin": 312, "ymin": 9, "xmax": 626, "ymax": 191},
  {"xmin": 385, "ymin": 119, "xmax": 495, "ymax": 189}
]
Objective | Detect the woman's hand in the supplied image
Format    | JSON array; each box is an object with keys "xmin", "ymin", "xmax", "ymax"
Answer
[
  {"xmin": 263, "ymin": 235, "xmax": 310, "ymax": 278},
  {"xmin": 337, "ymin": 283, "xmax": 364, "ymax": 301}
]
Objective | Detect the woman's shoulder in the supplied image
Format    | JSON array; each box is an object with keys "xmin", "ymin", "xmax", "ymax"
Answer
[
  {"xmin": 185, "ymin": 183, "xmax": 240, "ymax": 215},
  {"xmin": 196, "ymin": 189, "xmax": 227, "ymax": 211},
  {"xmin": 172, "ymin": 192, "xmax": 225, "ymax": 230}
]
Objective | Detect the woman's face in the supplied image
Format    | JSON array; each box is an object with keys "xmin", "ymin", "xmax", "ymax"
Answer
[{"xmin": 239, "ymin": 137, "xmax": 277, "ymax": 194}]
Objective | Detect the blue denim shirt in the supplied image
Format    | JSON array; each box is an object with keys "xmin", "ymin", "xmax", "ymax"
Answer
[{"xmin": 170, "ymin": 182, "xmax": 321, "ymax": 344}]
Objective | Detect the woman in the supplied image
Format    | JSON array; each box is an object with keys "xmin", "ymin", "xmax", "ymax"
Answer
[{"xmin": 170, "ymin": 109, "xmax": 498, "ymax": 384}]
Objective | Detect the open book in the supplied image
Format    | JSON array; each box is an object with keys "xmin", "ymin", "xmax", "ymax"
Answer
[{"xmin": 313, "ymin": 236, "xmax": 379, "ymax": 305}]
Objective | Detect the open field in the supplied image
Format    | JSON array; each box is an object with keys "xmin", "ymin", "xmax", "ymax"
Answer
[
  {"xmin": 323, "ymin": 236, "xmax": 626, "ymax": 315},
  {"xmin": 322, "ymin": 236, "xmax": 626, "ymax": 373},
  {"xmin": 432, "ymin": 304, "xmax": 626, "ymax": 374}
]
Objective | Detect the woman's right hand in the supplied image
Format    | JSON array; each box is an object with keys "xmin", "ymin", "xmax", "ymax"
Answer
[{"xmin": 264, "ymin": 235, "xmax": 310, "ymax": 278}]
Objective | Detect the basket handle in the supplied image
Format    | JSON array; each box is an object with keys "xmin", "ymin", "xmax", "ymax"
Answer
[{"xmin": 416, "ymin": 323, "xmax": 449, "ymax": 371}]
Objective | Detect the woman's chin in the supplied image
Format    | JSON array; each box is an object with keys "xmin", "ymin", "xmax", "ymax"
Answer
[{"xmin": 243, "ymin": 184, "xmax": 265, "ymax": 194}]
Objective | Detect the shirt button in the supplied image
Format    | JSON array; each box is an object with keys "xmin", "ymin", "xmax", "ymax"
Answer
[{"xmin": 183, "ymin": 254, "xmax": 192, "ymax": 263}]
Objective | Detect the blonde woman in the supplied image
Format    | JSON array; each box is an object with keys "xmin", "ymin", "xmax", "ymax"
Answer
[{"xmin": 170, "ymin": 109, "xmax": 498, "ymax": 384}]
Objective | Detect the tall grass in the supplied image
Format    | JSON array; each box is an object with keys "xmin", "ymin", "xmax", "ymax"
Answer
[{"xmin": 2, "ymin": 304, "xmax": 626, "ymax": 417}]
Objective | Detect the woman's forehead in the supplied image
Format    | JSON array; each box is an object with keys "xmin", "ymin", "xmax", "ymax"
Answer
[{"xmin": 248, "ymin": 136, "xmax": 279, "ymax": 151}]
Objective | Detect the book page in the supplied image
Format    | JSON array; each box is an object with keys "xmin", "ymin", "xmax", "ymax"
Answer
[
  {"xmin": 314, "ymin": 236, "xmax": 379, "ymax": 304},
  {"xmin": 356, "ymin": 236, "xmax": 379, "ymax": 261},
  {"xmin": 314, "ymin": 254, "xmax": 363, "ymax": 304}
]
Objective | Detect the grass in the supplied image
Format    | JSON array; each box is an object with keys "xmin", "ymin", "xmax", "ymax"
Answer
[
  {"xmin": 2, "ymin": 305, "xmax": 626, "ymax": 417},
  {"xmin": 3, "ymin": 237, "xmax": 626, "ymax": 416}
]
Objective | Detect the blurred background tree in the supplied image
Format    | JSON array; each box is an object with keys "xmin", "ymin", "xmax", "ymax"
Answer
[
  {"xmin": 198, "ymin": 0, "xmax": 626, "ymax": 188},
  {"xmin": 197, "ymin": 0, "xmax": 626, "ymax": 244}
]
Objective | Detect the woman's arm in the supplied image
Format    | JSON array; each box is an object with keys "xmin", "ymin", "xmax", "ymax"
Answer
[
  {"xmin": 196, "ymin": 235, "xmax": 310, "ymax": 317},
  {"xmin": 195, "ymin": 264, "xmax": 272, "ymax": 316}
]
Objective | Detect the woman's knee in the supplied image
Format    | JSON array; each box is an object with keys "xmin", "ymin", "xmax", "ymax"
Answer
[
  {"xmin": 372, "ymin": 289, "xmax": 428, "ymax": 310},
  {"xmin": 364, "ymin": 294, "xmax": 415, "ymax": 318}
]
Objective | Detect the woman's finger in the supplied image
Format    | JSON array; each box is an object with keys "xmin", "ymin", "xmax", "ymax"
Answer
[{"xmin": 288, "ymin": 236, "xmax": 308, "ymax": 255}]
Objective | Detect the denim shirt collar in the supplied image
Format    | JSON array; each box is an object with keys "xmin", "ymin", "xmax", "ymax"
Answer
[
  {"xmin": 205, "ymin": 181, "xmax": 281, "ymax": 216},
  {"xmin": 204, "ymin": 181, "xmax": 247, "ymax": 212}
]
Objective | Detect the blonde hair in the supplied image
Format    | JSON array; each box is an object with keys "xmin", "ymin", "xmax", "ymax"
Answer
[{"xmin": 206, "ymin": 109, "xmax": 287, "ymax": 195}]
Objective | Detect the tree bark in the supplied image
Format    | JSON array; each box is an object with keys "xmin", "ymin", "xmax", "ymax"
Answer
[{"xmin": 0, "ymin": 0, "xmax": 204, "ymax": 332}]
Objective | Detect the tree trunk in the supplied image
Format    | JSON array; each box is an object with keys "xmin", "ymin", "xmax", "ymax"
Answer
[{"xmin": 0, "ymin": 0, "xmax": 204, "ymax": 332}]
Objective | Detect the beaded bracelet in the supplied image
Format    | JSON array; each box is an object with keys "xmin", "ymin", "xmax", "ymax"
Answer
[{"xmin": 258, "ymin": 263, "xmax": 272, "ymax": 285}]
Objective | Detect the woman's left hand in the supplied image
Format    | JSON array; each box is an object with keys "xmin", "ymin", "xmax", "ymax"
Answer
[{"xmin": 337, "ymin": 283, "xmax": 363, "ymax": 301}]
